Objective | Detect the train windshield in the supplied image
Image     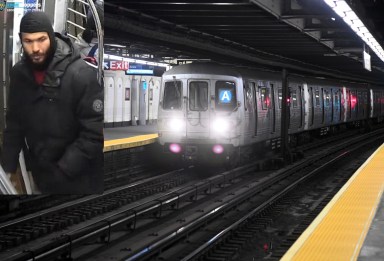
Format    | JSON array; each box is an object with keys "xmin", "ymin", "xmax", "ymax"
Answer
[
  {"xmin": 189, "ymin": 81, "xmax": 208, "ymax": 111},
  {"xmin": 163, "ymin": 81, "xmax": 182, "ymax": 110},
  {"xmin": 215, "ymin": 81, "xmax": 237, "ymax": 111}
]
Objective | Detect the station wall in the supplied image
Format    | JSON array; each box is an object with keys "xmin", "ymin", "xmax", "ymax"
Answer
[{"xmin": 104, "ymin": 70, "xmax": 161, "ymax": 127}]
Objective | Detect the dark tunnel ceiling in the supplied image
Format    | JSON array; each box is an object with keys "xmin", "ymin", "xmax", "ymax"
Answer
[{"xmin": 104, "ymin": 0, "xmax": 384, "ymax": 84}]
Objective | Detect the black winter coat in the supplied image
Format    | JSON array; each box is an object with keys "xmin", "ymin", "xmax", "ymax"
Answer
[{"xmin": 2, "ymin": 34, "xmax": 104, "ymax": 194}]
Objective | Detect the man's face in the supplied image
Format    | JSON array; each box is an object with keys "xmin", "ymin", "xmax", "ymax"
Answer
[{"xmin": 21, "ymin": 32, "xmax": 50, "ymax": 65}]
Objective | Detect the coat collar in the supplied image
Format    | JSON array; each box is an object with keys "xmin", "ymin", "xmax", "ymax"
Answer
[{"xmin": 42, "ymin": 34, "xmax": 80, "ymax": 88}]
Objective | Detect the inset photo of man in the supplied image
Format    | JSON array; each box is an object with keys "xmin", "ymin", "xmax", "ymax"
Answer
[{"xmin": 0, "ymin": 5, "xmax": 104, "ymax": 194}]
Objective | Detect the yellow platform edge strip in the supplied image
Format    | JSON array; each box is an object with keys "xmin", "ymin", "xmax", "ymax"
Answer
[
  {"xmin": 103, "ymin": 134, "xmax": 159, "ymax": 152},
  {"xmin": 281, "ymin": 143, "xmax": 384, "ymax": 261}
]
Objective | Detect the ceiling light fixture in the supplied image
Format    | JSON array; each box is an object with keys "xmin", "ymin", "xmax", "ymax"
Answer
[{"xmin": 324, "ymin": 0, "xmax": 384, "ymax": 62}]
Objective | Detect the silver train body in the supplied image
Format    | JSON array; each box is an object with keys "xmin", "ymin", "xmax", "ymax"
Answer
[{"xmin": 157, "ymin": 63, "xmax": 384, "ymax": 162}]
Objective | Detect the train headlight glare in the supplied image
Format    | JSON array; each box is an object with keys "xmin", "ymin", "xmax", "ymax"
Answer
[
  {"xmin": 169, "ymin": 143, "xmax": 182, "ymax": 153},
  {"xmin": 212, "ymin": 118, "xmax": 230, "ymax": 133},
  {"xmin": 212, "ymin": 144, "xmax": 224, "ymax": 154},
  {"xmin": 169, "ymin": 118, "xmax": 184, "ymax": 132}
]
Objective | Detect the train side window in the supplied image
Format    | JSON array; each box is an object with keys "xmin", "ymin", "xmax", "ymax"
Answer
[
  {"xmin": 244, "ymin": 84, "xmax": 253, "ymax": 111},
  {"xmin": 189, "ymin": 81, "xmax": 208, "ymax": 111},
  {"xmin": 163, "ymin": 80, "xmax": 182, "ymax": 110},
  {"xmin": 325, "ymin": 91, "xmax": 330, "ymax": 107},
  {"xmin": 259, "ymin": 87, "xmax": 270, "ymax": 110},
  {"xmin": 215, "ymin": 81, "xmax": 237, "ymax": 111},
  {"xmin": 291, "ymin": 90, "xmax": 297, "ymax": 108},
  {"xmin": 334, "ymin": 91, "xmax": 339, "ymax": 106},
  {"xmin": 315, "ymin": 89, "xmax": 320, "ymax": 106},
  {"xmin": 308, "ymin": 87, "xmax": 313, "ymax": 108},
  {"xmin": 278, "ymin": 89, "xmax": 282, "ymax": 109}
]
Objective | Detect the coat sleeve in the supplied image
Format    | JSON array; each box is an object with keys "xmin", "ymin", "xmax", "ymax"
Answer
[
  {"xmin": 2, "ymin": 68, "xmax": 25, "ymax": 173},
  {"xmin": 57, "ymin": 65, "xmax": 103, "ymax": 177}
]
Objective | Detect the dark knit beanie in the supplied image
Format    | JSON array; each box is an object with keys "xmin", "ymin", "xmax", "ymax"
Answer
[{"xmin": 19, "ymin": 11, "xmax": 56, "ymax": 51}]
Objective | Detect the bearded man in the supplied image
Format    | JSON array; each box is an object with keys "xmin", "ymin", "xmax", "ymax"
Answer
[{"xmin": 2, "ymin": 11, "xmax": 104, "ymax": 194}]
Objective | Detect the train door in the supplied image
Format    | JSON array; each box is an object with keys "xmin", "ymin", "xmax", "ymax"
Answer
[
  {"xmin": 314, "ymin": 88, "xmax": 320, "ymax": 125},
  {"xmin": 148, "ymin": 81, "xmax": 154, "ymax": 123},
  {"xmin": 324, "ymin": 89, "xmax": 331, "ymax": 124},
  {"xmin": 333, "ymin": 89, "xmax": 341, "ymax": 122},
  {"xmin": 270, "ymin": 82, "xmax": 276, "ymax": 133},
  {"xmin": 321, "ymin": 88, "xmax": 325, "ymax": 124},
  {"xmin": 259, "ymin": 84, "xmax": 272, "ymax": 136},
  {"xmin": 299, "ymin": 85, "xmax": 304, "ymax": 129},
  {"xmin": 244, "ymin": 82, "xmax": 257, "ymax": 137},
  {"xmin": 289, "ymin": 85, "xmax": 299, "ymax": 130},
  {"xmin": 186, "ymin": 79, "xmax": 210, "ymax": 139},
  {"xmin": 330, "ymin": 89, "xmax": 334, "ymax": 122},
  {"xmin": 251, "ymin": 82, "xmax": 258, "ymax": 136},
  {"xmin": 370, "ymin": 90, "xmax": 374, "ymax": 118},
  {"xmin": 303, "ymin": 83, "xmax": 310, "ymax": 130},
  {"xmin": 342, "ymin": 87, "xmax": 347, "ymax": 122},
  {"xmin": 309, "ymin": 86, "xmax": 314, "ymax": 127}
]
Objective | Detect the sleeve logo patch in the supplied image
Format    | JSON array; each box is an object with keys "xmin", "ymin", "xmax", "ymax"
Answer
[{"xmin": 92, "ymin": 99, "xmax": 103, "ymax": 113}]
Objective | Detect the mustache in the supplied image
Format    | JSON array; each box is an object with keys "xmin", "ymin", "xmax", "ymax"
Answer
[{"xmin": 31, "ymin": 50, "xmax": 44, "ymax": 55}]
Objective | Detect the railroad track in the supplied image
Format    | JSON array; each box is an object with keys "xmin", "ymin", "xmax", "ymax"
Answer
[
  {"xmin": 86, "ymin": 128, "xmax": 384, "ymax": 261},
  {"xmin": 0, "ymin": 168, "xmax": 190, "ymax": 260},
  {"xmin": 0, "ymin": 146, "xmax": 161, "ymax": 223},
  {"xmin": 1, "ymin": 127, "xmax": 383, "ymax": 260}
]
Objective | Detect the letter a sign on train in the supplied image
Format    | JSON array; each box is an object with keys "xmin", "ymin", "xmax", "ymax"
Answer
[{"xmin": 220, "ymin": 90, "xmax": 232, "ymax": 103}]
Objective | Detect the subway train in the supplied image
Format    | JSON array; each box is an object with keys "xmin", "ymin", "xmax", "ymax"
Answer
[{"xmin": 157, "ymin": 62, "xmax": 384, "ymax": 166}]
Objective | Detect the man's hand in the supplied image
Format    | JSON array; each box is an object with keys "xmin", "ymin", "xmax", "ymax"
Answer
[{"xmin": 7, "ymin": 169, "xmax": 26, "ymax": 194}]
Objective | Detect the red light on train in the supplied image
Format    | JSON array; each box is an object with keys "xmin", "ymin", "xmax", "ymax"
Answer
[
  {"xmin": 263, "ymin": 243, "xmax": 269, "ymax": 252},
  {"xmin": 351, "ymin": 95, "xmax": 357, "ymax": 109},
  {"xmin": 265, "ymin": 97, "xmax": 271, "ymax": 107}
]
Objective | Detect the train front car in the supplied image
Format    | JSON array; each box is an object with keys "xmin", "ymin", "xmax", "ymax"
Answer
[{"xmin": 157, "ymin": 63, "xmax": 243, "ymax": 166}]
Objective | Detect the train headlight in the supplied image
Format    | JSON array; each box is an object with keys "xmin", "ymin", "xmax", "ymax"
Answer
[
  {"xmin": 169, "ymin": 143, "xmax": 182, "ymax": 153},
  {"xmin": 169, "ymin": 118, "xmax": 184, "ymax": 132},
  {"xmin": 212, "ymin": 118, "xmax": 230, "ymax": 134}
]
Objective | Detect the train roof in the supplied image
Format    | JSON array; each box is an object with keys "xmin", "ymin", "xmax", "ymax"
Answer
[
  {"xmin": 163, "ymin": 63, "xmax": 376, "ymax": 89},
  {"xmin": 163, "ymin": 62, "xmax": 242, "ymax": 78},
  {"xmin": 163, "ymin": 62, "xmax": 284, "ymax": 81}
]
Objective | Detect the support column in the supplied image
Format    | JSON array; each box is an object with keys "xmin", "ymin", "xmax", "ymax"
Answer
[
  {"xmin": 139, "ymin": 80, "xmax": 147, "ymax": 125},
  {"xmin": 131, "ymin": 78, "xmax": 138, "ymax": 126}
]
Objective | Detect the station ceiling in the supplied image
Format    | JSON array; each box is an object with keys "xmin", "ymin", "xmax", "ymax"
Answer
[{"xmin": 104, "ymin": 0, "xmax": 384, "ymax": 84}]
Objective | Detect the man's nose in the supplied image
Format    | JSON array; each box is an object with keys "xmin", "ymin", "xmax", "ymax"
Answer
[{"xmin": 31, "ymin": 42, "xmax": 40, "ymax": 53}]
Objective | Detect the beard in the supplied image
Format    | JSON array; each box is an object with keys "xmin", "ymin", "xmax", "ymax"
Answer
[{"xmin": 24, "ymin": 47, "xmax": 55, "ymax": 71}]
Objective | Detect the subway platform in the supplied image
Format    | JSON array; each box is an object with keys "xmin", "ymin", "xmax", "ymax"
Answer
[
  {"xmin": 282, "ymin": 143, "xmax": 384, "ymax": 261},
  {"xmin": 104, "ymin": 124, "xmax": 158, "ymax": 152}
]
